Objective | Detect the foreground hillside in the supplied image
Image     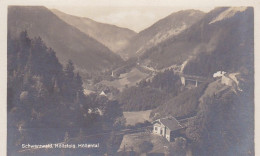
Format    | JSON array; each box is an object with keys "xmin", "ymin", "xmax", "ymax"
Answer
[
  {"xmin": 151, "ymin": 82, "xmax": 209, "ymax": 120},
  {"xmin": 186, "ymin": 72, "xmax": 254, "ymax": 155},
  {"xmin": 8, "ymin": 6, "xmax": 123, "ymax": 74},
  {"xmin": 7, "ymin": 32, "xmax": 125, "ymax": 156},
  {"xmin": 120, "ymin": 72, "xmax": 253, "ymax": 156},
  {"xmin": 118, "ymin": 132, "xmax": 181, "ymax": 155},
  {"xmin": 52, "ymin": 9, "xmax": 136, "ymax": 53}
]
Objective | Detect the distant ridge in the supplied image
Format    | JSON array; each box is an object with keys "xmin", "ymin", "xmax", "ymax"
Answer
[
  {"xmin": 51, "ymin": 9, "xmax": 137, "ymax": 54},
  {"xmin": 120, "ymin": 9, "xmax": 205, "ymax": 59}
]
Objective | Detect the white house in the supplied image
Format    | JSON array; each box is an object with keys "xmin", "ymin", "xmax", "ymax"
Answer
[
  {"xmin": 153, "ymin": 117, "xmax": 184, "ymax": 142},
  {"xmin": 213, "ymin": 71, "xmax": 226, "ymax": 78},
  {"xmin": 99, "ymin": 91, "xmax": 107, "ymax": 96},
  {"xmin": 213, "ymin": 71, "xmax": 233, "ymax": 86},
  {"xmin": 221, "ymin": 75, "xmax": 234, "ymax": 86}
]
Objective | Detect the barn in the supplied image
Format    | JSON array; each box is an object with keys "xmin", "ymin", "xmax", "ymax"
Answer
[{"xmin": 153, "ymin": 117, "xmax": 184, "ymax": 142}]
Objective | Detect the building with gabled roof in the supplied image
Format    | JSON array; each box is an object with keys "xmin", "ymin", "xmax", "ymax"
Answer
[
  {"xmin": 99, "ymin": 91, "xmax": 107, "ymax": 96},
  {"xmin": 152, "ymin": 116, "xmax": 184, "ymax": 142}
]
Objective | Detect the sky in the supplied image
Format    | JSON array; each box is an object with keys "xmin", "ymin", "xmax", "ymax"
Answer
[{"xmin": 47, "ymin": 6, "xmax": 214, "ymax": 32}]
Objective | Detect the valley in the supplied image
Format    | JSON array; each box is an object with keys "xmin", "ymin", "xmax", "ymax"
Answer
[{"xmin": 7, "ymin": 6, "xmax": 254, "ymax": 156}]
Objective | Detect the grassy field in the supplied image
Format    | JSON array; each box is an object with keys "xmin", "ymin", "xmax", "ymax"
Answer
[
  {"xmin": 118, "ymin": 132, "xmax": 169, "ymax": 154},
  {"xmin": 100, "ymin": 67, "xmax": 149, "ymax": 91},
  {"xmin": 123, "ymin": 110, "xmax": 152, "ymax": 126}
]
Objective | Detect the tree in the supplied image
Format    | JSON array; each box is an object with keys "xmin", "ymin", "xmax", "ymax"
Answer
[
  {"xmin": 19, "ymin": 30, "xmax": 31, "ymax": 48},
  {"xmin": 150, "ymin": 69, "xmax": 180, "ymax": 94},
  {"xmin": 64, "ymin": 132, "xmax": 69, "ymax": 143},
  {"xmin": 64, "ymin": 60, "xmax": 75, "ymax": 81},
  {"xmin": 106, "ymin": 131, "xmax": 119, "ymax": 155},
  {"xmin": 74, "ymin": 72, "xmax": 83, "ymax": 93},
  {"xmin": 138, "ymin": 79, "xmax": 149, "ymax": 88}
]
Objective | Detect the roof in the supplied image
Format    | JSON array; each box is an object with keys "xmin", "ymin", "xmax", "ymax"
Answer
[
  {"xmin": 157, "ymin": 117, "xmax": 183, "ymax": 131},
  {"xmin": 100, "ymin": 91, "xmax": 107, "ymax": 96}
]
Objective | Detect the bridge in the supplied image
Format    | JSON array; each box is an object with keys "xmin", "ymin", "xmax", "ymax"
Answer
[
  {"xmin": 134, "ymin": 64, "xmax": 210, "ymax": 87},
  {"xmin": 178, "ymin": 73, "xmax": 209, "ymax": 87}
]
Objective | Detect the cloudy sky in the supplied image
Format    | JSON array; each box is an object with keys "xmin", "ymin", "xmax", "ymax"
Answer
[{"xmin": 47, "ymin": 6, "xmax": 213, "ymax": 32}]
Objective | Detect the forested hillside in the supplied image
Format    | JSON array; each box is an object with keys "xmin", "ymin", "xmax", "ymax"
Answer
[
  {"xmin": 186, "ymin": 72, "xmax": 254, "ymax": 155},
  {"xmin": 183, "ymin": 7, "xmax": 254, "ymax": 76},
  {"xmin": 151, "ymin": 82, "xmax": 208, "ymax": 119},
  {"xmin": 118, "ymin": 70, "xmax": 182, "ymax": 111},
  {"xmin": 8, "ymin": 6, "xmax": 123, "ymax": 75},
  {"xmin": 7, "ymin": 31, "xmax": 123, "ymax": 155},
  {"xmin": 138, "ymin": 7, "xmax": 253, "ymax": 75}
]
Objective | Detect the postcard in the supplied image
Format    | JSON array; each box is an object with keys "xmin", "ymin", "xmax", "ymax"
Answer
[{"xmin": 0, "ymin": 0, "xmax": 259, "ymax": 156}]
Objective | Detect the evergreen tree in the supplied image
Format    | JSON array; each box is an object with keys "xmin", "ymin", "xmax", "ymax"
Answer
[
  {"xmin": 75, "ymin": 72, "xmax": 83, "ymax": 93},
  {"xmin": 64, "ymin": 60, "xmax": 75, "ymax": 81}
]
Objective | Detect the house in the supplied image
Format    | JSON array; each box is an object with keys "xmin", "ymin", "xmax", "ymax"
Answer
[
  {"xmin": 153, "ymin": 117, "xmax": 184, "ymax": 142},
  {"xmin": 88, "ymin": 108, "xmax": 103, "ymax": 116},
  {"xmin": 212, "ymin": 71, "xmax": 235, "ymax": 87},
  {"xmin": 221, "ymin": 75, "xmax": 234, "ymax": 86},
  {"xmin": 99, "ymin": 91, "xmax": 107, "ymax": 96},
  {"xmin": 213, "ymin": 71, "xmax": 226, "ymax": 78}
]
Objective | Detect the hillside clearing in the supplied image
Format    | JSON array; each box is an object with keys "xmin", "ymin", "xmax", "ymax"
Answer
[
  {"xmin": 100, "ymin": 67, "xmax": 149, "ymax": 91},
  {"xmin": 123, "ymin": 110, "xmax": 152, "ymax": 126},
  {"xmin": 118, "ymin": 132, "xmax": 169, "ymax": 154}
]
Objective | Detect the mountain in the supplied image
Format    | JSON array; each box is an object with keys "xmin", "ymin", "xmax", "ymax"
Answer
[
  {"xmin": 183, "ymin": 7, "xmax": 254, "ymax": 76},
  {"xmin": 51, "ymin": 9, "xmax": 137, "ymax": 53},
  {"xmin": 8, "ymin": 6, "xmax": 123, "ymax": 74},
  {"xmin": 120, "ymin": 10, "xmax": 205, "ymax": 59},
  {"xmin": 138, "ymin": 7, "xmax": 254, "ymax": 76}
]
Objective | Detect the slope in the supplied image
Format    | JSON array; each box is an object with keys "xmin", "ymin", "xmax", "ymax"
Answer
[
  {"xmin": 140, "ymin": 7, "xmax": 253, "ymax": 75},
  {"xmin": 8, "ymin": 6, "xmax": 123, "ymax": 74},
  {"xmin": 183, "ymin": 7, "xmax": 254, "ymax": 76},
  {"xmin": 51, "ymin": 9, "xmax": 137, "ymax": 53},
  {"xmin": 120, "ymin": 10, "xmax": 205, "ymax": 59}
]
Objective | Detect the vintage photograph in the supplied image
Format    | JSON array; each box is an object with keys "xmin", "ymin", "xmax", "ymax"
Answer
[{"xmin": 7, "ymin": 4, "xmax": 254, "ymax": 156}]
